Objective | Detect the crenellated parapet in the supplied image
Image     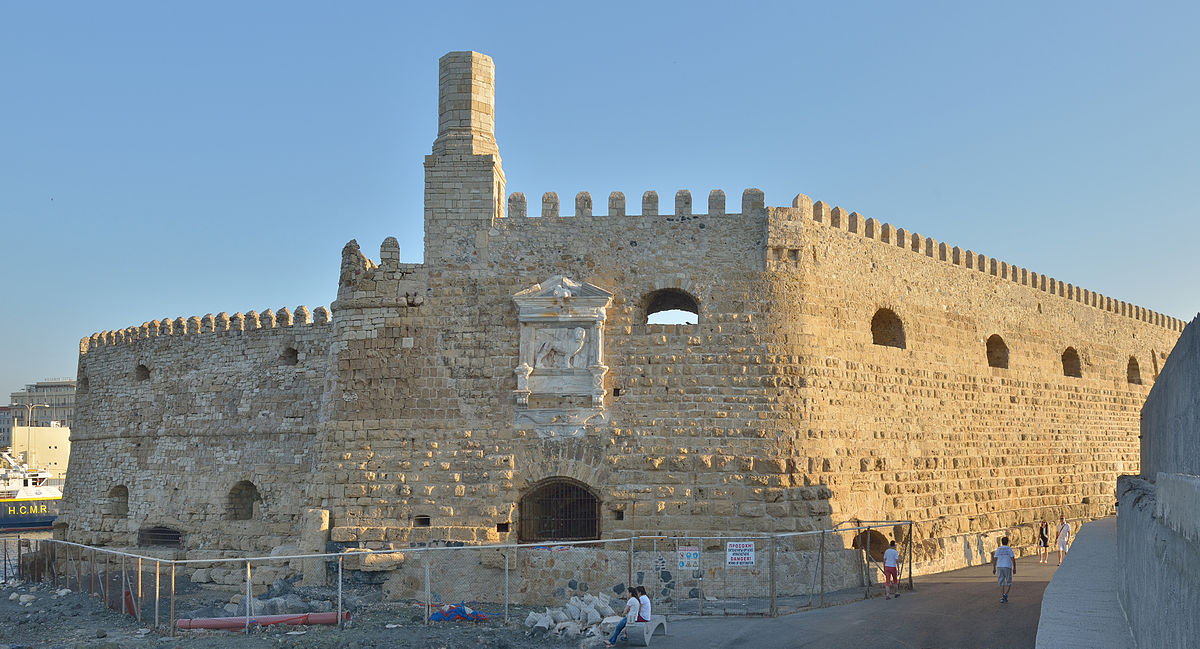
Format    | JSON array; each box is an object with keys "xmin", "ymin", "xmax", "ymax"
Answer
[
  {"xmin": 504, "ymin": 188, "xmax": 766, "ymax": 219},
  {"xmin": 335, "ymin": 236, "xmax": 427, "ymax": 308},
  {"xmin": 78, "ymin": 304, "xmax": 333, "ymax": 353},
  {"xmin": 776, "ymin": 192, "xmax": 1187, "ymax": 333}
]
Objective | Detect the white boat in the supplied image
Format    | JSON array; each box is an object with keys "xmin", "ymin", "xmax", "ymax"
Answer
[{"xmin": 0, "ymin": 450, "xmax": 61, "ymax": 531}]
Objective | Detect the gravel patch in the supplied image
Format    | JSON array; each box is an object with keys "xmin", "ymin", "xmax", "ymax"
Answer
[{"xmin": 0, "ymin": 578, "xmax": 583, "ymax": 649}]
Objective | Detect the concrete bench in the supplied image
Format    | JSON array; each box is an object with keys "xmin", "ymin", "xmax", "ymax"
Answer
[{"xmin": 626, "ymin": 615, "xmax": 668, "ymax": 646}]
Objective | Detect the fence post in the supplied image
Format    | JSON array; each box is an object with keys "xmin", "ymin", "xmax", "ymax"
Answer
[
  {"xmin": 137, "ymin": 557, "xmax": 143, "ymax": 622},
  {"xmin": 907, "ymin": 521, "xmax": 914, "ymax": 592},
  {"xmin": 864, "ymin": 528, "xmax": 872, "ymax": 599},
  {"xmin": 3, "ymin": 538, "xmax": 7, "ymax": 582},
  {"xmin": 697, "ymin": 538, "xmax": 704, "ymax": 617},
  {"xmin": 89, "ymin": 548, "xmax": 94, "ymax": 596},
  {"xmin": 423, "ymin": 555, "xmax": 431, "ymax": 625},
  {"xmin": 627, "ymin": 538, "xmax": 633, "ymax": 591},
  {"xmin": 102, "ymin": 552, "xmax": 109, "ymax": 607},
  {"xmin": 169, "ymin": 562, "xmax": 176, "ymax": 637},
  {"xmin": 244, "ymin": 560, "xmax": 252, "ymax": 634},
  {"xmin": 819, "ymin": 530, "xmax": 825, "ymax": 608},
  {"xmin": 337, "ymin": 555, "xmax": 344, "ymax": 630},
  {"xmin": 154, "ymin": 560, "xmax": 160, "ymax": 631},
  {"xmin": 503, "ymin": 551, "xmax": 510, "ymax": 624},
  {"xmin": 16, "ymin": 536, "xmax": 21, "ymax": 581},
  {"xmin": 121, "ymin": 556, "xmax": 129, "ymax": 615},
  {"xmin": 768, "ymin": 535, "xmax": 777, "ymax": 617}
]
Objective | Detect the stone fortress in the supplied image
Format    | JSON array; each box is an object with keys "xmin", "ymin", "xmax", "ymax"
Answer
[{"xmin": 62, "ymin": 52, "xmax": 1185, "ymax": 590}]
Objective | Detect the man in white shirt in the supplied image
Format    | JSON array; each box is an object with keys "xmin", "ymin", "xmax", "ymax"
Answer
[
  {"xmin": 883, "ymin": 540, "xmax": 901, "ymax": 599},
  {"xmin": 1056, "ymin": 515, "xmax": 1072, "ymax": 566},
  {"xmin": 992, "ymin": 536, "xmax": 1016, "ymax": 603}
]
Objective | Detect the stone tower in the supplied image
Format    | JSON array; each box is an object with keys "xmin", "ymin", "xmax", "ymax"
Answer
[{"xmin": 424, "ymin": 51, "xmax": 506, "ymax": 266}]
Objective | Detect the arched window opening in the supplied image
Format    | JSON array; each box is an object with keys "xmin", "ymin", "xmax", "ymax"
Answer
[
  {"xmin": 986, "ymin": 335, "xmax": 1009, "ymax": 369},
  {"xmin": 640, "ymin": 289, "xmax": 699, "ymax": 325},
  {"xmin": 138, "ymin": 526, "xmax": 183, "ymax": 547},
  {"xmin": 518, "ymin": 477, "xmax": 601, "ymax": 542},
  {"xmin": 871, "ymin": 309, "xmax": 906, "ymax": 349},
  {"xmin": 135, "ymin": 364, "xmax": 150, "ymax": 381},
  {"xmin": 1062, "ymin": 347, "xmax": 1082, "ymax": 378},
  {"xmin": 852, "ymin": 529, "xmax": 890, "ymax": 562},
  {"xmin": 280, "ymin": 347, "xmax": 299, "ymax": 366},
  {"xmin": 227, "ymin": 481, "xmax": 261, "ymax": 521},
  {"xmin": 108, "ymin": 485, "xmax": 129, "ymax": 518},
  {"xmin": 1127, "ymin": 357, "xmax": 1142, "ymax": 385}
]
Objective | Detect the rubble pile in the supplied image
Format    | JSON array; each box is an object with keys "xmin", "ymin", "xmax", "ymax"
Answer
[{"xmin": 523, "ymin": 593, "xmax": 624, "ymax": 643}]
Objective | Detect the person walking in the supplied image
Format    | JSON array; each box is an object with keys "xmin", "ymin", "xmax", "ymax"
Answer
[
  {"xmin": 1038, "ymin": 520, "xmax": 1050, "ymax": 563},
  {"xmin": 883, "ymin": 540, "xmax": 901, "ymax": 599},
  {"xmin": 1056, "ymin": 515, "xmax": 1071, "ymax": 565},
  {"xmin": 992, "ymin": 536, "xmax": 1016, "ymax": 603},
  {"xmin": 606, "ymin": 587, "xmax": 640, "ymax": 647}
]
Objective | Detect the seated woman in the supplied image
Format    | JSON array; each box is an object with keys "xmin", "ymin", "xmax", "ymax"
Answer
[
  {"xmin": 606, "ymin": 587, "xmax": 641, "ymax": 647},
  {"xmin": 636, "ymin": 585, "xmax": 652, "ymax": 622}
]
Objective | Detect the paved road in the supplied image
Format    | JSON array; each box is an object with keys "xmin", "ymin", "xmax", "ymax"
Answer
[{"xmin": 659, "ymin": 555, "xmax": 1058, "ymax": 649}]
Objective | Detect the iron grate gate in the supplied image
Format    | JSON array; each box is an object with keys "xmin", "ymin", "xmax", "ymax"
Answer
[{"xmin": 518, "ymin": 478, "xmax": 600, "ymax": 542}]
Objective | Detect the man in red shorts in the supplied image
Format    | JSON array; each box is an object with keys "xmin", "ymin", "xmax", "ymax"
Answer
[{"xmin": 883, "ymin": 540, "xmax": 901, "ymax": 599}]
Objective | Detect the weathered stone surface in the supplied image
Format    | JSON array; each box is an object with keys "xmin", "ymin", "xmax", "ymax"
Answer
[{"xmin": 61, "ymin": 51, "xmax": 1186, "ymax": 606}]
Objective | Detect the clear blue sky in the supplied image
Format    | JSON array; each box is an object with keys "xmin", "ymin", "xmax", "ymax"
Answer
[{"xmin": 3, "ymin": 1, "xmax": 1199, "ymax": 399}]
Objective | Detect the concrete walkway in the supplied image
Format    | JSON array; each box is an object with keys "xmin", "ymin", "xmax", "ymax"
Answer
[
  {"xmin": 1034, "ymin": 517, "xmax": 1135, "ymax": 649},
  {"xmin": 657, "ymin": 554, "xmax": 1059, "ymax": 649}
]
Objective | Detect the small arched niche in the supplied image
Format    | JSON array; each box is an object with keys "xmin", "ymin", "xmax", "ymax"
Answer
[
  {"xmin": 108, "ymin": 485, "xmax": 129, "ymax": 518},
  {"xmin": 986, "ymin": 335, "xmax": 1009, "ymax": 369},
  {"xmin": 135, "ymin": 364, "xmax": 150, "ymax": 381},
  {"xmin": 1062, "ymin": 347, "xmax": 1082, "ymax": 378},
  {"xmin": 280, "ymin": 347, "xmax": 299, "ymax": 366},
  {"xmin": 871, "ymin": 309, "xmax": 906, "ymax": 349},
  {"xmin": 851, "ymin": 529, "xmax": 890, "ymax": 562},
  {"xmin": 518, "ymin": 477, "xmax": 601, "ymax": 543},
  {"xmin": 639, "ymin": 288, "xmax": 699, "ymax": 325},
  {"xmin": 226, "ymin": 480, "xmax": 262, "ymax": 521},
  {"xmin": 1127, "ymin": 356, "xmax": 1142, "ymax": 385}
]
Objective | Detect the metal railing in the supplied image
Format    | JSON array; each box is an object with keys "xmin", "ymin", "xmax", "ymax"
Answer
[{"xmin": 2, "ymin": 520, "xmax": 914, "ymax": 636}]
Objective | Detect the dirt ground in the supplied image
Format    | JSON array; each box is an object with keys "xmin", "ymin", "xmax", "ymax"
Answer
[{"xmin": 0, "ymin": 578, "xmax": 582, "ymax": 649}]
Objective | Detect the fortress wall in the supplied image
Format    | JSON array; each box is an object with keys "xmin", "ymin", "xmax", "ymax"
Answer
[
  {"xmin": 1140, "ymin": 313, "xmax": 1200, "ymax": 477},
  {"xmin": 1116, "ymin": 317, "xmax": 1200, "ymax": 647},
  {"xmin": 63, "ymin": 308, "xmax": 332, "ymax": 552},
  {"xmin": 317, "ymin": 198, "xmax": 842, "ymax": 546},
  {"xmin": 776, "ymin": 201, "xmax": 1180, "ymax": 570}
]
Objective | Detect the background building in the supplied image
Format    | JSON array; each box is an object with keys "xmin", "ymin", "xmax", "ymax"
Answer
[
  {"xmin": 10, "ymin": 424, "xmax": 71, "ymax": 483},
  {"xmin": 0, "ymin": 406, "xmax": 10, "ymax": 447},
  {"xmin": 10, "ymin": 378, "xmax": 77, "ymax": 428}
]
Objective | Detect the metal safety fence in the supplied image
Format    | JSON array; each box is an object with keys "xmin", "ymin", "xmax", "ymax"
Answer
[{"xmin": 2, "ymin": 520, "xmax": 914, "ymax": 636}]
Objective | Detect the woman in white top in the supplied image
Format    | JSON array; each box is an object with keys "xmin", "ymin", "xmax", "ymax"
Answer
[
  {"xmin": 606, "ymin": 587, "xmax": 640, "ymax": 647},
  {"xmin": 636, "ymin": 585, "xmax": 652, "ymax": 622}
]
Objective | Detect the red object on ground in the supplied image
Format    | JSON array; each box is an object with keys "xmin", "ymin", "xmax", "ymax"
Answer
[
  {"xmin": 175, "ymin": 612, "xmax": 350, "ymax": 629},
  {"xmin": 124, "ymin": 590, "xmax": 136, "ymax": 616}
]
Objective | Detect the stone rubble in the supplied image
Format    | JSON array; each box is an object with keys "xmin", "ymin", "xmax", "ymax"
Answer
[{"xmin": 524, "ymin": 592, "xmax": 621, "ymax": 644}]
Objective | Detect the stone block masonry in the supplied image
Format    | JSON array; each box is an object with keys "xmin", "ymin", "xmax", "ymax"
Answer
[{"xmin": 63, "ymin": 51, "xmax": 1183, "ymax": 591}]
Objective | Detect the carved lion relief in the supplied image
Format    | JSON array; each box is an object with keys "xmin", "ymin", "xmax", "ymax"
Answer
[{"xmin": 512, "ymin": 276, "xmax": 613, "ymax": 437}]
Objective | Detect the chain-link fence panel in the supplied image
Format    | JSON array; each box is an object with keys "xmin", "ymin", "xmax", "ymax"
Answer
[{"xmin": 507, "ymin": 538, "xmax": 632, "ymax": 608}]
